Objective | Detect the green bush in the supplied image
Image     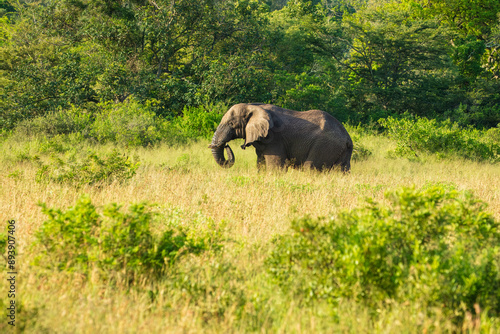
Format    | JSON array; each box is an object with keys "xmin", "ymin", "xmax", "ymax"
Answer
[
  {"xmin": 351, "ymin": 142, "xmax": 372, "ymax": 161},
  {"xmin": 444, "ymin": 102, "xmax": 500, "ymax": 130},
  {"xmin": 34, "ymin": 133, "xmax": 87, "ymax": 155},
  {"xmin": 344, "ymin": 125, "xmax": 374, "ymax": 162},
  {"xmin": 485, "ymin": 125, "xmax": 500, "ymax": 144},
  {"xmin": 90, "ymin": 98, "xmax": 165, "ymax": 147},
  {"xmin": 35, "ymin": 149, "xmax": 139, "ymax": 186},
  {"xmin": 13, "ymin": 105, "xmax": 92, "ymax": 138},
  {"xmin": 379, "ymin": 116, "xmax": 500, "ymax": 162},
  {"xmin": 276, "ymin": 72, "xmax": 332, "ymax": 112},
  {"xmin": 167, "ymin": 103, "xmax": 225, "ymax": 141},
  {"xmin": 267, "ymin": 186, "xmax": 500, "ymax": 317},
  {"xmin": 35, "ymin": 196, "xmax": 222, "ymax": 279},
  {"xmin": 7, "ymin": 99, "xmax": 229, "ymax": 146}
]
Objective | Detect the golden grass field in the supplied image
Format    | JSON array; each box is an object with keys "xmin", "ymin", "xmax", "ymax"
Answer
[{"xmin": 1, "ymin": 133, "xmax": 499, "ymax": 333}]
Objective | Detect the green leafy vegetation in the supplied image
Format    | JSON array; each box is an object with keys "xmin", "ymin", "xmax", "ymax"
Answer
[
  {"xmin": 35, "ymin": 196, "xmax": 222, "ymax": 279},
  {"xmin": 2, "ymin": 0, "xmax": 500, "ymax": 130},
  {"xmin": 35, "ymin": 149, "xmax": 140, "ymax": 186},
  {"xmin": 351, "ymin": 142, "xmax": 372, "ymax": 161},
  {"xmin": 267, "ymin": 185, "xmax": 500, "ymax": 317},
  {"xmin": 166, "ymin": 103, "xmax": 226, "ymax": 141},
  {"xmin": 2, "ymin": 138, "xmax": 500, "ymax": 332},
  {"xmin": 89, "ymin": 99, "xmax": 165, "ymax": 147},
  {"xmin": 2, "ymin": 0, "xmax": 500, "ymax": 331},
  {"xmin": 0, "ymin": 228, "xmax": 6, "ymax": 262},
  {"xmin": 13, "ymin": 105, "xmax": 92, "ymax": 139},
  {"xmin": 379, "ymin": 116, "xmax": 500, "ymax": 162}
]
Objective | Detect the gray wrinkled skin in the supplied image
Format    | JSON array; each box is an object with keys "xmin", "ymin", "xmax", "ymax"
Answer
[{"xmin": 210, "ymin": 103, "xmax": 353, "ymax": 172}]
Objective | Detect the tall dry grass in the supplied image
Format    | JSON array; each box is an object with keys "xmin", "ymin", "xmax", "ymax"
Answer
[{"xmin": 1, "ymin": 135, "xmax": 499, "ymax": 333}]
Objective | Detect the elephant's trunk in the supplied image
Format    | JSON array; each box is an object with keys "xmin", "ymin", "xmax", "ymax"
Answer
[
  {"xmin": 209, "ymin": 124, "xmax": 235, "ymax": 168},
  {"xmin": 210, "ymin": 144, "xmax": 235, "ymax": 168}
]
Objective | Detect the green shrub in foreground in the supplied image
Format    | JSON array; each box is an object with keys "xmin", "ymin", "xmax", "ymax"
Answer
[
  {"xmin": 267, "ymin": 186, "xmax": 500, "ymax": 317},
  {"xmin": 35, "ymin": 149, "xmax": 139, "ymax": 186},
  {"xmin": 35, "ymin": 196, "xmax": 221, "ymax": 279},
  {"xmin": 379, "ymin": 116, "xmax": 500, "ymax": 162}
]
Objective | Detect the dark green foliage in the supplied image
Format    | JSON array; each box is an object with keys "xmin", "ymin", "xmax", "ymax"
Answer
[
  {"xmin": 443, "ymin": 81, "xmax": 500, "ymax": 129},
  {"xmin": 35, "ymin": 196, "xmax": 222, "ymax": 278},
  {"xmin": 452, "ymin": 37, "xmax": 487, "ymax": 79},
  {"xmin": 35, "ymin": 149, "xmax": 140, "ymax": 186},
  {"xmin": 199, "ymin": 53, "xmax": 273, "ymax": 105},
  {"xmin": 2, "ymin": 0, "xmax": 500, "ymax": 134},
  {"xmin": 379, "ymin": 116, "xmax": 500, "ymax": 162},
  {"xmin": 333, "ymin": 7, "xmax": 460, "ymax": 119},
  {"xmin": 267, "ymin": 186, "xmax": 500, "ymax": 316},
  {"xmin": 274, "ymin": 71, "xmax": 343, "ymax": 114},
  {"xmin": 0, "ymin": 1, "xmax": 15, "ymax": 18}
]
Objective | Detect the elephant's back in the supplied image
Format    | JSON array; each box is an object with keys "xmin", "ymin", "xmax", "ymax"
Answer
[
  {"xmin": 254, "ymin": 103, "xmax": 352, "ymax": 148},
  {"xmin": 295, "ymin": 110, "xmax": 351, "ymax": 142}
]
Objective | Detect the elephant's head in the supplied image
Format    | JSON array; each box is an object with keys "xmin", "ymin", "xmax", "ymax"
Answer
[{"xmin": 209, "ymin": 104, "xmax": 276, "ymax": 168}]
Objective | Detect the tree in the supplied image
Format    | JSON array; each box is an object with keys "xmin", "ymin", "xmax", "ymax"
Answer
[
  {"xmin": 402, "ymin": 0, "xmax": 500, "ymax": 79},
  {"xmin": 0, "ymin": 0, "xmax": 275, "ymax": 124},
  {"xmin": 330, "ymin": 6, "xmax": 459, "ymax": 119}
]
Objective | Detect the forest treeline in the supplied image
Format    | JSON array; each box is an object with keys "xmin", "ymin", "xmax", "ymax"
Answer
[{"xmin": 1, "ymin": 0, "xmax": 500, "ymax": 132}]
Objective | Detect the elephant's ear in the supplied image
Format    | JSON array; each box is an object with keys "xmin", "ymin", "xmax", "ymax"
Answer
[{"xmin": 244, "ymin": 106, "xmax": 274, "ymax": 147}]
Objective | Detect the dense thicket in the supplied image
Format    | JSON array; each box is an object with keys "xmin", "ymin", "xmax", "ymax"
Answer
[{"xmin": 1, "ymin": 0, "xmax": 500, "ymax": 131}]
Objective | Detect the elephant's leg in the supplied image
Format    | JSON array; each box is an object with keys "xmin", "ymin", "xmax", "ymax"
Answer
[
  {"xmin": 262, "ymin": 144, "xmax": 286, "ymax": 169},
  {"xmin": 254, "ymin": 146, "xmax": 266, "ymax": 170},
  {"xmin": 256, "ymin": 153, "xmax": 266, "ymax": 169},
  {"xmin": 265, "ymin": 155, "xmax": 285, "ymax": 169},
  {"xmin": 306, "ymin": 138, "xmax": 352, "ymax": 171},
  {"xmin": 340, "ymin": 149, "xmax": 352, "ymax": 173},
  {"xmin": 303, "ymin": 160, "xmax": 316, "ymax": 170}
]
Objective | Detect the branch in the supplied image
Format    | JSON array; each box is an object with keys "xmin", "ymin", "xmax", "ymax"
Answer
[{"xmin": 148, "ymin": 0, "xmax": 161, "ymax": 10}]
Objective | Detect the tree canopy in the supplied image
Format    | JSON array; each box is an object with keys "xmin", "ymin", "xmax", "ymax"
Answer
[{"xmin": 1, "ymin": 0, "xmax": 499, "ymax": 129}]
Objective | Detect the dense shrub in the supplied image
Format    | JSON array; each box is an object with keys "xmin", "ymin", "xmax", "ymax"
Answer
[
  {"xmin": 267, "ymin": 186, "xmax": 500, "ymax": 316},
  {"xmin": 379, "ymin": 116, "xmax": 500, "ymax": 162},
  {"xmin": 444, "ymin": 103, "xmax": 500, "ymax": 130},
  {"xmin": 35, "ymin": 196, "xmax": 222, "ymax": 279},
  {"xmin": 167, "ymin": 103, "xmax": 226, "ymax": 141},
  {"xmin": 10, "ymin": 99, "xmax": 226, "ymax": 146},
  {"xmin": 35, "ymin": 149, "xmax": 139, "ymax": 186},
  {"xmin": 13, "ymin": 105, "xmax": 92, "ymax": 138},
  {"xmin": 35, "ymin": 134, "xmax": 80, "ymax": 155},
  {"xmin": 90, "ymin": 98, "xmax": 166, "ymax": 147},
  {"xmin": 351, "ymin": 142, "xmax": 372, "ymax": 161},
  {"xmin": 275, "ymin": 72, "xmax": 336, "ymax": 114},
  {"xmin": 344, "ymin": 125, "xmax": 374, "ymax": 162},
  {"xmin": 485, "ymin": 126, "xmax": 500, "ymax": 143}
]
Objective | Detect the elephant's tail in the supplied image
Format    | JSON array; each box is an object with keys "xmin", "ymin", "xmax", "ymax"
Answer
[
  {"xmin": 341, "ymin": 141, "xmax": 353, "ymax": 173},
  {"xmin": 347, "ymin": 140, "xmax": 353, "ymax": 152}
]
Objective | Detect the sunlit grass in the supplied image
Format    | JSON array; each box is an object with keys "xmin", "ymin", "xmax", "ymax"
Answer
[{"xmin": 1, "ymin": 135, "xmax": 499, "ymax": 332}]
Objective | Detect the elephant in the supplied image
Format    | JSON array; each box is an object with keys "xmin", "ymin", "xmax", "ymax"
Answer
[{"xmin": 209, "ymin": 103, "xmax": 353, "ymax": 172}]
